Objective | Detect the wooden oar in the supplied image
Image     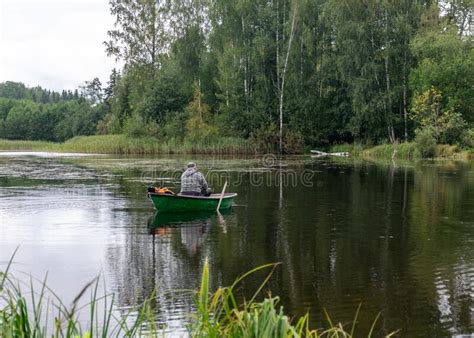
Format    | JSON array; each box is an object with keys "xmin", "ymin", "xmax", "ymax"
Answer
[{"xmin": 216, "ymin": 181, "xmax": 228, "ymax": 212}]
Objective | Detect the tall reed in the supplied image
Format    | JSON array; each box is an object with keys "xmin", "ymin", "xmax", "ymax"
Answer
[
  {"xmin": 0, "ymin": 136, "xmax": 254, "ymax": 154},
  {"xmin": 189, "ymin": 259, "xmax": 398, "ymax": 337},
  {"xmin": 1, "ymin": 251, "xmax": 396, "ymax": 337},
  {"xmin": 0, "ymin": 248, "xmax": 161, "ymax": 337}
]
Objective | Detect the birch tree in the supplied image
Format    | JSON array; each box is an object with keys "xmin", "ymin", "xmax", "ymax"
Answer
[
  {"xmin": 276, "ymin": 0, "xmax": 298, "ymax": 153},
  {"xmin": 105, "ymin": 0, "xmax": 172, "ymax": 68}
]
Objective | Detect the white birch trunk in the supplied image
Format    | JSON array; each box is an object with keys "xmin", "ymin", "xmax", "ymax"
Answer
[{"xmin": 279, "ymin": 1, "xmax": 297, "ymax": 153}]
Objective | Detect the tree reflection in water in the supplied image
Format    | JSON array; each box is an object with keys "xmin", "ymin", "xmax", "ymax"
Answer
[{"xmin": 99, "ymin": 158, "xmax": 474, "ymax": 336}]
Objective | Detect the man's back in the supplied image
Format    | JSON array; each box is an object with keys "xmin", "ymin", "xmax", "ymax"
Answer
[{"xmin": 180, "ymin": 167, "xmax": 208, "ymax": 195}]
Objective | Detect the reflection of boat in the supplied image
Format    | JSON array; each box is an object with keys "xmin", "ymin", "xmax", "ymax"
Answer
[
  {"xmin": 147, "ymin": 210, "xmax": 229, "ymax": 229},
  {"xmin": 147, "ymin": 192, "xmax": 237, "ymax": 212},
  {"xmin": 147, "ymin": 211, "xmax": 229, "ymax": 256}
]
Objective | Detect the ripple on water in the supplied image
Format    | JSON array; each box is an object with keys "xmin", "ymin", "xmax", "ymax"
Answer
[
  {"xmin": 0, "ymin": 159, "xmax": 102, "ymax": 181},
  {"xmin": 1, "ymin": 155, "xmax": 474, "ymax": 337}
]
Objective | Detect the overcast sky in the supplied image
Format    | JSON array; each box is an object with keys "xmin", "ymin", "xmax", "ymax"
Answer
[{"xmin": 0, "ymin": 0, "xmax": 120, "ymax": 91}]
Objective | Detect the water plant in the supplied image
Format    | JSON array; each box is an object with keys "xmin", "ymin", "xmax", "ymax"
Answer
[
  {"xmin": 189, "ymin": 259, "xmax": 398, "ymax": 338},
  {"xmin": 1, "ymin": 250, "xmax": 397, "ymax": 337},
  {"xmin": 0, "ymin": 135, "xmax": 254, "ymax": 155},
  {"xmin": 0, "ymin": 248, "xmax": 161, "ymax": 337}
]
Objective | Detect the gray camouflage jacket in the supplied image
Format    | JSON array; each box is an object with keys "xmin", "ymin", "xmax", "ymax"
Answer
[{"xmin": 180, "ymin": 168, "xmax": 208, "ymax": 193}]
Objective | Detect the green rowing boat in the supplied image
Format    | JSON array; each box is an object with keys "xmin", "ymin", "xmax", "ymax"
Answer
[{"xmin": 148, "ymin": 192, "xmax": 237, "ymax": 212}]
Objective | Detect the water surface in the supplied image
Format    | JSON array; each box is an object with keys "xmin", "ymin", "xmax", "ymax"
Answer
[{"xmin": 1, "ymin": 152, "xmax": 474, "ymax": 337}]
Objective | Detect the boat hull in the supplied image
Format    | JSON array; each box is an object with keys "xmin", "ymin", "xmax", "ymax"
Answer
[{"xmin": 148, "ymin": 193, "xmax": 237, "ymax": 212}]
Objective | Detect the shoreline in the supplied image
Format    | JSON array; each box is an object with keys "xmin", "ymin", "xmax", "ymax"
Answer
[
  {"xmin": 329, "ymin": 142, "xmax": 473, "ymax": 161},
  {"xmin": 0, "ymin": 135, "xmax": 253, "ymax": 155},
  {"xmin": 0, "ymin": 136, "xmax": 472, "ymax": 160}
]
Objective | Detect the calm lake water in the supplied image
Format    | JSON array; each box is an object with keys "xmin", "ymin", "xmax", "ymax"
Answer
[{"xmin": 1, "ymin": 152, "xmax": 474, "ymax": 337}]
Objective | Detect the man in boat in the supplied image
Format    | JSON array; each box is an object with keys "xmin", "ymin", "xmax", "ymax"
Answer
[{"xmin": 180, "ymin": 162, "xmax": 212, "ymax": 196}]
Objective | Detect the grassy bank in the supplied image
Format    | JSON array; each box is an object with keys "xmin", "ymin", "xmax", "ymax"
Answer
[
  {"xmin": 330, "ymin": 142, "xmax": 473, "ymax": 160},
  {"xmin": 0, "ymin": 139, "xmax": 58, "ymax": 152},
  {"xmin": 0, "ymin": 253, "xmax": 393, "ymax": 337},
  {"xmin": 1, "ymin": 136, "xmax": 472, "ymax": 159},
  {"xmin": 0, "ymin": 135, "xmax": 253, "ymax": 154}
]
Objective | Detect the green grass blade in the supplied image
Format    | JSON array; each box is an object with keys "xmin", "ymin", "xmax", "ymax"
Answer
[
  {"xmin": 0, "ymin": 246, "xmax": 19, "ymax": 290},
  {"xmin": 323, "ymin": 307, "xmax": 334, "ymax": 328},
  {"xmin": 246, "ymin": 263, "xmax": 279, "ymax": 310},
  {"xmin": 368, "ymin": 311, "xmax": 381, "ymax": 338},
  {"xmin": 350, "ymin": 303, "xmax": 362, "ymax": 337}
]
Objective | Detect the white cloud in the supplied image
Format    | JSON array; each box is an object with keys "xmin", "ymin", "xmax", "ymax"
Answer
[{"xmin": 0, "ymin": 0, "xmax": 121, "ymax": 91}]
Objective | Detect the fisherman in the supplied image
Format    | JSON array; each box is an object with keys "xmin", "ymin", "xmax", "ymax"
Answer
[{"xmin": 180, "ymin": 162, "xmax": 212, "ymax": 196}]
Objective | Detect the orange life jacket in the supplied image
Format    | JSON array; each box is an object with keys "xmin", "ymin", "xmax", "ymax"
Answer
[{"xmin": 154, "ymin": 187, "xmax": 175, "ymax": 195}]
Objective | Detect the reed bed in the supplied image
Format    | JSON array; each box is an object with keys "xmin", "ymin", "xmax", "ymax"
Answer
[
  {"xmin": 361, "ymin": 143, "xmax": 419, "ymax": 160},
  {"xmin": 0, "ymin": 135, "xmax": 254, "ymax": 155},
  {"xmin": 1, "ymin": 250, "xmax": 396, "ymax": 338},
  {"xmin": 0, "ymin": 139, "xmax": 58, "ymax": 152},
  {"xmin": 362, "ymin": 142, "xmax": 472, "ymax": 160},
  {"xmin": 61, "ymin": 135, "xmax": 254, "ymax": 154},
  {"xmin": 1, "ymin": 137, "xmax": 472, "ymax": 158},
  {"xmin": 329, "ymin": 142, "xmax": 420, "ymax": 160}
]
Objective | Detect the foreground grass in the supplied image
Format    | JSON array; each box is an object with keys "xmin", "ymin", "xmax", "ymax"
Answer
[
  {"xmin": 0, "ymin": 135, "xmax": 254, "ymax": 155},
  {"xmin": 1, "ymin": 252, "xmax": 396, "ymax": 337}
]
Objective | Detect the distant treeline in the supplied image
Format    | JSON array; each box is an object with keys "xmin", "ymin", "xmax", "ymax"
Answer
[
  {"xmin": 0, "ymin": 0, "xmax": 472, "ymax": 153},
  {"xmin": 0, "ymin": 81, "xmax": 80, "ymax": 103},
  {"xmin": 0, "ymin": 80, "xmax": 106, "ymax": 142}
]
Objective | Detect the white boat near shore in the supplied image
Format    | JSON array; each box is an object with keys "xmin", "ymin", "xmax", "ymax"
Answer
[{"xmin": 310, "ymin": 150, "xmax": 350, "ymax": 157}]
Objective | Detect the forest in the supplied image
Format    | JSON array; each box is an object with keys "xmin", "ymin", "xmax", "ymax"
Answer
[{"xmin": 0, "ymin": 0, "xmax": 472, "ymax": 154}]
